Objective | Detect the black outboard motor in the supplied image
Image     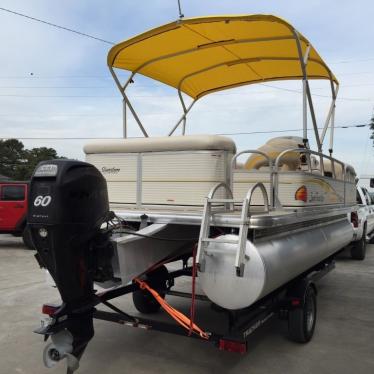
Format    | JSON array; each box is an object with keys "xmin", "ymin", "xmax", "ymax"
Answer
[{"xmin": 28, "ymin": 159, "xmax": 109, "ymax": 372}]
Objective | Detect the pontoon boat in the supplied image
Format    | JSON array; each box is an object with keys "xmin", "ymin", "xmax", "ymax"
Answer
[{"xmin": 28, "ymin": 14, "xmax": 357, "ymax": 373}]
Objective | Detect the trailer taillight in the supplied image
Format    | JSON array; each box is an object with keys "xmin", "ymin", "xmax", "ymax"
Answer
[
  {"xmin": 295, "ymin": 186, "xmax": 308, "ymax": 202},
  {"xmin": 351, "ymin": 212, "xmax": 359, "ymax": 228},
  {"xmin": 42, "ymin": 304, "xmax": 59, "ymax": 316},
  {"xmin": 218, "ymin": 339, "xmax": 247, "ymax": 354}
]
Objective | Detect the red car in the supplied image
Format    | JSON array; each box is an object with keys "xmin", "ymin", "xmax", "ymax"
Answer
[{"xmin": 0, "ymin": 181, "xmax": 33, "ymax": 248}]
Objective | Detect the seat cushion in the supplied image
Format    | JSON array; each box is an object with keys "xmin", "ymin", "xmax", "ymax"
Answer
[{"xmin": 84, "ymin": 134, "xmax": 236, "ymax": 154}]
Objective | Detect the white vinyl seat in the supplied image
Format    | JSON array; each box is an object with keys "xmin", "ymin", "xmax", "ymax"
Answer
[
  {"xmin": 84, "ymin": 134, "xmax": 236, "ymax": 154},
  {"xmin": 84, "ymin": 135, "xmax": 236, "ymax": 206}
]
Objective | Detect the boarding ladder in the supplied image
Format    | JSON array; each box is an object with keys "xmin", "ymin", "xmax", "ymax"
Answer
[{"xmin": 196, "ymin": 182, "xmax": 270, "ymax": 277}]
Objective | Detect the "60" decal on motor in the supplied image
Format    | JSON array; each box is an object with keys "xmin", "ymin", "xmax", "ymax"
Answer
[{"xmin": 34, "ymin": 195, "xmax": 52, "ymax": 207}]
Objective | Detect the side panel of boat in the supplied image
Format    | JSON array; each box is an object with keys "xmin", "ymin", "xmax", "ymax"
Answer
[
  {"xmin": 85, "ymin": 153, "xmax": 138, "ymax": 204},
  {"xmin": 86, "ymin": 151, "xmax": 232, "ymax": 206},
  {"xmin": 199, "ymin": 218, "xmax": 353, "ymax": 310},
  {"xmin": 233, "ymin": 171, "xmax": 356, "ymax": 207},
  {"xmin": 113, "ymin": 223, "xmax": 199, "ymax": 285}
]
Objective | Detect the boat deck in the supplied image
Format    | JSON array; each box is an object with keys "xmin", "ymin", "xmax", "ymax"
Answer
[{"xmin": 112, "ymin": 203, "xmax": 353, "ymax": 229}]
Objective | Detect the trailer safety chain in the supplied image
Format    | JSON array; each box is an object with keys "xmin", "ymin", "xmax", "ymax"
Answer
[{"xmin": 133, "ymin": 277, "xmax": 209, "ymax": 340}]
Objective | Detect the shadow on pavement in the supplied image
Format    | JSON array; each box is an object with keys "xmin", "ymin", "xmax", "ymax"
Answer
[{"xmin": 0, "ymin": 235, "xmax": 26, "ymax": 250}]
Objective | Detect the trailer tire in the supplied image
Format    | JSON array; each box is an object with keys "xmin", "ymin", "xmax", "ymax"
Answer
[
  {"xmin": 22, "ymin": 226, "xmax": 35, "ymax": 250},
  {"xmin": 288, "ymin": 285, "xmax": 317, "ymax": 343},
  {"xmin": 132, "ymin": 265, "xmax": 169, "ymax": 314},
  {"xmin": 350, "ymin": 225, "xmax": 366, "ymax": 260}
]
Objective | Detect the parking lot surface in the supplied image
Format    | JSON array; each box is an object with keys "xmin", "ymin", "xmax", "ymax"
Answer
[{"xmin": 0, "ymin": 234, "xmax": 373, "ymax": 374}]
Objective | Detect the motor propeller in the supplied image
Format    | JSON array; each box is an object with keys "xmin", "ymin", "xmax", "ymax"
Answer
[{"xmin": 43, "ymin": 330, "xmax": 80, "ymax": 373}]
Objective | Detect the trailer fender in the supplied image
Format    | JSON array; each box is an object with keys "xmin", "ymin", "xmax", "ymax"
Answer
[{"xmin": 286, "ymin": 280, "xmax": 317, "ymax": 308}]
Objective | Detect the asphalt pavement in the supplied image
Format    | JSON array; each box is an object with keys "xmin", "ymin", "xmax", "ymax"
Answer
[{"xmin": 0, "ymin": 234, "xmax": 373, "ymax": 374}]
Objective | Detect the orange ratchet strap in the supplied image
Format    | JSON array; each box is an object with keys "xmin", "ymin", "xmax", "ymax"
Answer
[{"xmin": 133, "ymin": 277, "xmax": 209, "ymax": 340}]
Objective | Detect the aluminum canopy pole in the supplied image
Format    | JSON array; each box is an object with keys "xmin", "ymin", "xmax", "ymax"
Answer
[
  {"xmin": 293, "ymin": 31, "xmax": 322, "ymax": 154},
  {"xmin": 302, "ymin": 45, "xmax": 310, "ymax": 145},
  {"xmin": 302, "ymin": 80, "xmax": 307, "ymax": 144},
  {"xmin": 123, "ymin": 72, "xmax": 136, "ymax": 91},
  {"xmin": 330, "ymin": 104, "xmax": 335, "ymax": 154},
  {"xmin": 109, "ymin": 66, "xmax": 149, "ymax": 137},
  {"xmin": 329, "ymin": 81, "xmax": 338, "ymax": 155},
  {"xmin": 178, "ymin": 89, "xmax": 188, "ymax": 135},
  {"xmin": 168, "ymin": 100, "xmax": 196, "ymax": 136},
  {"xmin": 320, "ymin": 82, "xmax": 339, "ymax": 148},
  {"xmin": 122, "ymin": 99, "xmax": 127, "ymax": 138},
  {"xmin": 121, "ymin": 92, "xmax": 149, "ymax": 137},
  {"xmin": 306, "ymin": 83, "xmax": 322, "ymax": 152}
]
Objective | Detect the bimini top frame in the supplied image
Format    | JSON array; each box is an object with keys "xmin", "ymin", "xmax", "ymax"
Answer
[{"xmin": 107, "ymin": 14, "xmax": 339, "ymax": 154}]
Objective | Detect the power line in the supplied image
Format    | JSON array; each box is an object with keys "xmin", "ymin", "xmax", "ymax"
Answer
[
  {"xmin": 2, "ymin": 82, "xmax": 374, "ymax": 90},
  {"xmin": 219, "ymin": 124, "xmax": 368, "ymax": 136},
  {"xmin": 0, "ymin": 82, "xmax": 372, "ymax": 102},
  {"xmin": 0, "ymin": 94, "xmax": 119, "ymax": 98},
  {"xmin": 0, "ymin": 7, "xmax": 114, "ymax": 45},
  {"xmin": 0, "ymin": 124, "xmax": 368, "ymax": 140},
  {"xmin": 0, "ymin": 113, "xmax": 120, "ymax": 117},
  {"xmin": 0, "ymin": 6, "xmax": 373, "ymax": 105},
  {"xmin": 337, "ymin": 71, "xmax": 374, "ymax": 76},
  {"xmin": 0, "ymin": 5, "xmax": 373, "ymax": 71},
  {"xmin": 1, "ymin": 71, "xmax": 374, "ymax": 80},
  {"xmin": 0, "ymin": 86, "xmax": 113, "ymax": 89},
  {"xmin": 361, "ymin": 106, "xmax": 374, "ymax": 174},
  {"xmin": 331, "ymin": 58, "xmax": 374, "ymax": 64},
  {"xmin": 0, "ymin": 75, "xmax": 112, "ymax": 79},
  {"xmin": 0, "ymin": 91, "xmax": 371, "ymax": 102},
  {"xmin": 260, "ymin": 83, "xmax": 373, "ymax": 102}
]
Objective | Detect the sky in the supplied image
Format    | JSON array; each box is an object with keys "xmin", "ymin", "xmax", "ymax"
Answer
[{"xmin": 0, "ymin": 0, "xmax": 374, "ymax": 181}]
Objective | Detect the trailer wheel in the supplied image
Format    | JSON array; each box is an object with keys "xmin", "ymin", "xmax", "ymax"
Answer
[
  {"xmin": 288, "ymin": 285, "xmax": 317, "ymax": 343},
  {"xmin": 132, "ymin": 265, "xmax": 169, "ymax": 314},
  {"xmin": 350, "ymin": 225, "xmax": 366, "ymax": 260}
]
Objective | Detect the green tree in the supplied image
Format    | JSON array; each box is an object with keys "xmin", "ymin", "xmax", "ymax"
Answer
[
  {"xmin": 0, "ymin": 139, "xmax": 25, "ymax": 179},
  {"xmin": 0, "ymin": 139, "xmax": 65, "ymax": 180}
]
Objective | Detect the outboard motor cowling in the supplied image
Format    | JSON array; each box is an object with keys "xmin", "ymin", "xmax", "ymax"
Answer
[{"xmin": 28, "ymin": 159, "xmax": 109, "ymax": 372}]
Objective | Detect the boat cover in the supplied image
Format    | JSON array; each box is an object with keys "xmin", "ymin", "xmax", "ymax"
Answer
[{"xmin": 108, "ymin": 14, "xmax": 338, "ymax": 99}]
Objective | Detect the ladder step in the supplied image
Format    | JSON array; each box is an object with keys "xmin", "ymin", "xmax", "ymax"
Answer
[
  {"xmin": 207, "ymin": 198, "xmax": 242, "ymax": 203},
  {"xmin": 202, "ymin": 238, "xmax": 238, "ymax": 244}
]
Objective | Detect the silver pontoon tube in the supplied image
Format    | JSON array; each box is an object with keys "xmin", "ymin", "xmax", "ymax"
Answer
[{"xmin": 199, "ymin": 218, "xmax": 353, "ymax": 310}]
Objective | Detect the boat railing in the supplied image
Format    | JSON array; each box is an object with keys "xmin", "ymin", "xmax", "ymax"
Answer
[
  {"xmin": 197, "ymin": 181, "xmax": 269, "ymax": 276},
  {"xmin": 230, "ymin": 150, "xmax": 274, "ymax": 208},
  {"xmin": 235, "ymin": 182, "xmax": 269, "ymax": 275},
  {"xmin": 229, "ymin": 147, "xmax": 349, "ymax": 210},
  {"xmin": 274, "ymin": 148, "xmax": 348, "ymax": 205},
  {"xmin": 206, "ymin": 181, "xmax": 234, "ymax": 211}
]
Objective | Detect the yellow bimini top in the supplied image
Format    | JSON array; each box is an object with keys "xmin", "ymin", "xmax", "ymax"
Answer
[{"xmin": 107, "ymin": 14, "xmax": 338, "ymax": 99}]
